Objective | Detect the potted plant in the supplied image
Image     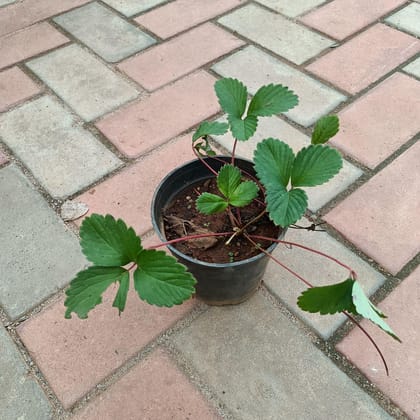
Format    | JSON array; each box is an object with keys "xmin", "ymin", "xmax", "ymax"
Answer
[{"xmin": 64, "ymin": 78, "xmax": 399, "ymax": 372}]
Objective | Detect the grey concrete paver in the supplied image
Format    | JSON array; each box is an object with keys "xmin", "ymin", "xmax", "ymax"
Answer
[
  {"xmin": 0, "ymin": 165, "xmax": 86, "ymax": 319},
  {"xmin": 218, "ymin": 4, "xmax": 335, "ymax": 65},
  {"xmin": 0, "ymin": 95, "xmax": 122, "ymax": 199},
  {"xmin": 0, "ymin": 326, "xmax": 52, "ymax": 419},
  {"xmin": 101, "ymin": 0, "xmax": 166, "ymax": 16},
  {"xmin": 404, "ymin": 57, "xmax": 420, "ymax": 78},
  {"xmin": 173, "ymin": 292, "xmax": 391, "ymax": 419},
  {"xmin": 385, "ymin": 3, "xmax": 420, "ymax": 37},
  {"xmin": 264, "ymin": 221, "xmax": 386, "ymax": 338},
  {"xmin": 26, "ymin": 44, "xmax": 139, "ymax": 121},
  {"xmin": 54, "ymin": 2, "xmax": 156, "ymax": 63},
  {"xmin": 212, "ymin": 45, "xmax": 346, "ymax": 127}
]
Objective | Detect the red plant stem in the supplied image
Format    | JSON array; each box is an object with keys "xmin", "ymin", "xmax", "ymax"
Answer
[
  {"xmin": 192, "ymin": 145, "xmax": 218, "ymax": 176},
  {"xmin": 250, "ymin": 235, "xmax": 357, "ymax": 279},
  {"xmin": 231, "ymin": 138, "xmax": 238, "ymax": 165},
  {"xmin": 147, "ymin": 231, "xmax": 233, "ymax": 249},
  {"xmin": 343, "ymin": 312, "xmax": 389, "ymax": 376},
  {"xmin": 244, "ymin": 233, "xmax": 313, "ymax": 287}
]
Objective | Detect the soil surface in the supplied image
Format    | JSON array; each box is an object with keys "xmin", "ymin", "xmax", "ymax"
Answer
[{"xmin": 163, "ymin": 177, "xmax": 281, "ymax": 263}]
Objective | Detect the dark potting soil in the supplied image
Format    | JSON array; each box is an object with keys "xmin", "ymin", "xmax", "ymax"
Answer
[{"xmin": 163, "ymin": 177, "xmax": 281, "ymax": 264}]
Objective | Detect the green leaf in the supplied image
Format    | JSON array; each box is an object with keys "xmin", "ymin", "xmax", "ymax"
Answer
[
  {"xmin": 265, "ymin": 187, "xmax": 307, "ymax": 227},
  {"xmin": 297, "ymin": 279, "xmax": 357, "ymax": 315},
  {"xmin": 192, "ymin": 121, "xmax": 229, "ymax": 142},
  {"xmin": 229, "ymin": 181, "xmax": 259, "ymax": 207},
  {"xmin": 228, "ymin": 114, "xmax": 258, "ymax": 141},
  {"xmin": 196, "ymin": 192, "xmax": 228, "ymax": 214},
  {"xmin": 291, "ymin": 145, "xmax": 342, "ymax": 188},
  {"xmin": 352, "ymin": 282, "xmax": 401, "ymax": 342},
  {"xmin": 112, "ymin": 270, "xmax": 129, "ymax": 314},
  {"xmin": 214, "ymin": 78, "xmax": 247, "ymax": 118},
  {"xmin": 134, "ymin": 250, "xmax": 196, "ymax": 307},
  {"xmin": 248, "ymin": 84, "xmax": 298, "ymax": 117},
  {"xmin": 311, "ymin": 115, "xmax": 339, "ymax": 145},
  {"xmin": 254, "ymin": 138, "xmax": 295, "ymax": 188},
  {"xmin": 80, "ymin": 214, "xmax": 142, "ymax": 266},
  {"xmin": 217, "ymin": 164, "xmax": 241, "ymax": 198},
  {"xmin": 65, "ymin": 266, "xmax": 129, "ymax": 319}
]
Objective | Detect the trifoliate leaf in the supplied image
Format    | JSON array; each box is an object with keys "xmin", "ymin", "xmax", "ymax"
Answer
[
  {"xmin": 214, "ymin": 78, "xmax": 247, "ymax": 118},
  {"xmin": 196, "ymin": 192, "xmax": 228, "ymax": 214},
  {"xmin": 228, "ymin": 114, "xmax": 258, "ymax": 141},
  {"xmin": 248, "ymin": 84, "xmax": 298, "ymax": 117},
  {"xmin": 229, "ymin": 181, "xmax": 259, "ymax": 207},
  {"xmin": 65, "ymin": 266, "xmax": 129, "ymax": 319},
  {"xmin": 112, "ymin": 270, "xmax": 130, "ymax": 314},
  {"xmin": 352, "ymin": 281, "xmax": 401, "ymax": 342},
  {"xmin": 265, "ymin": 187, "xmax": 307, "ymax": 227},
  {"xmin": 311, "ymin": 115, "xmax": 339, "ymax": 145},
  {"xmin": 254, "ymin": 138, "xmax": 295, "ymax": 188},
  {"xmin": 291, "ymin": 145, "xmax": 342, "ymax": 188},
  {"xmin": 80, "ymin": 214, "xmax": 142, "ymax": 266},
  {"xmin": 192, "ymin": 121, "xmax": 229, "ymax": 142},
  {"xmin": 297, "ymin": 279, "xmax": 357, "ymax": 315},
  {"xmin": 217, "ymin": 164, "xmax": 241, "ymax": 198},
  {"xmin": 134, "ymin": 250, "xmax": 196, "ymax": 307}
]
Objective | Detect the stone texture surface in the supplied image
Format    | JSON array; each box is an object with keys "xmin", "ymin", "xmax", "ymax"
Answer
[
  {"xmin": 306, "ymin": 24, "xmax": 420, "ymax": 94},
  {"xmin": 212, "ymin": 45, "xmax": 346, "ymax": 127},
  {"xmin": 73, "ymin": 349, "xmax": 219, "ymax": 419},
  {"xmin": 27, "ymin": 44, "xmax": 139, "ymax": 121},
  {"xmin": 0, "ymin": 0, "xmax": 90, "ymax": 36},
  {"xmin": 212, "ymin": 115, "xmax": 362, "ymax": 212},
  {"xmin": 337, "ymin": 266, "xmax": 420, "ymax": 419},
  {"xmin": 219, "ymin": 4, "xmax": 334, "ymax": 65},
  {"xmin": 101, "ymin": 0, "xmax": 166, "ymax": 16},
  {"xmin": 404, "ymin": 57, "xmax": 420, "ymax": 78},
  {"xmin": 325, "ymin": 141, "xmax": 420, "ymax": 275},
  {"xmin": 54, "ymin": 2, "xmax": 156, "ymax": 63},
  {"xmin": 0, "ymin": 67, "xmax": 41, "ymax": 112},
  {"xmin": 173, "ymin": 293, "xmax": 391, "ymax": 419},
  {"xmin": 119, "ymin": 22, "xmax": 244, "ymax": 91},
  {"xmin": 255, "ymin": 0, "xmax": 326, "ymax": 17},
  {"xmin": 385, "ymin": 2, "xmax": 420, "ymax": 37},
  {"xmin": 17, "ymin": 289, "xmax": 195, "ymax": 408},
  {"xmin": 264, "ymin": 221, "xmax": 386, "ymax": 338},
  {"xmin": 0, "ymin": 326, "xmax": 52, "ymax": 419},
  {"xmin": 135, "ymin": 0, "xmax": 245, "ymax": 38},
  {"xmin": 300, "ymin": 0, "xmax": 406, "ymax": 40},
  {"xmin": 0, "ymin": 22, "xmax": 68, "ymax": 69},
  {"xmin": 96, "ymin": 70, "xmax": 219, "ymax": 157},
  {"xmin": 74, "ymin": 134, "xmax": 197, "ymax": 235},
  {"xmin": 331, "ymin": 73, "xmax": 420, "ymax": 169},
  {"xmin": 0, "ymin": 165, "xmax": 86, "ymax": 319},
  {"xmin": 0, "ymin": 95, "xmax": 122, "ymax": 199},
  {"xmin": 0, "ymin": 151, "xmax": 8, "ymax": 165}
]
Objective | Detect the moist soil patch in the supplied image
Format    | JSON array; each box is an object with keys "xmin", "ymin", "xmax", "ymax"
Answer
[{"xmin": 163, "ymin": 177, "xmax": 281, "ymax": 263}]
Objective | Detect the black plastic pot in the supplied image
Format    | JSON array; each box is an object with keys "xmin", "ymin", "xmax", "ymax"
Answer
[{"xmin": 151, "ymin": 156, "xmax": 286, "ymax": 305}]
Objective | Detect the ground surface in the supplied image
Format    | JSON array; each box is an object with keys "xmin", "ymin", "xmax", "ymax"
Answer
[{"xmin": 0, "ymin": 0, "xmax": 419, "ymax": 419}]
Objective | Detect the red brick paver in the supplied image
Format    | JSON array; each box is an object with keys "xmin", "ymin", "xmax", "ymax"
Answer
[
  {"xmin": 0, "ymin": 67, "xmax": 41, "ymax": 112},
  {"xmin": 0, "ymin": 22, "xmax": 68, "ymax": 70},
  {"xmin": 331, "ymin": 72, "xmax": 420, "ymax": 169},
  {"xmin": 325, "ymin": 141, "xmax": 420, "ymax": 275},
  {"xmin": 74, "ymin": 134, "xmax": 198, "ymax": 235},
  {"xmin": 0, "ymin": 0, "xmax": 90, "ymax": 37},
  {"xmin": 96, "ymin": 71, "xmax": 219, "ymax": 158},
  {"xmin": 300, "ymin": 0, "xmax": 406, "ymax": 40},
  {"xmin": 135, "ymin": 0, "xmax": 245, "ymax": 39},
  {"xmin": 74, "ymin": 349, "xmax": 220, "ymax": 420},
  {"xmin": 119, "ymin": 23, "xmax": 244, "ymax": 91},
  {"xmin": 17, "ymin": 289, "xmax": 195, "ymax": 408},
  {"xmin": 337, "ymin": 266, "xmax": 420, "ymax": 419},
  {"xmin": 306, "ymin": 24, "xmax": 420, "ymax": 94}
]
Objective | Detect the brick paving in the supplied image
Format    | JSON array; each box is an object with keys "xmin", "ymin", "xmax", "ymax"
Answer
[{"xmin": 0, "ymin": 1, "xmax": 418, "ymax": 419}]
